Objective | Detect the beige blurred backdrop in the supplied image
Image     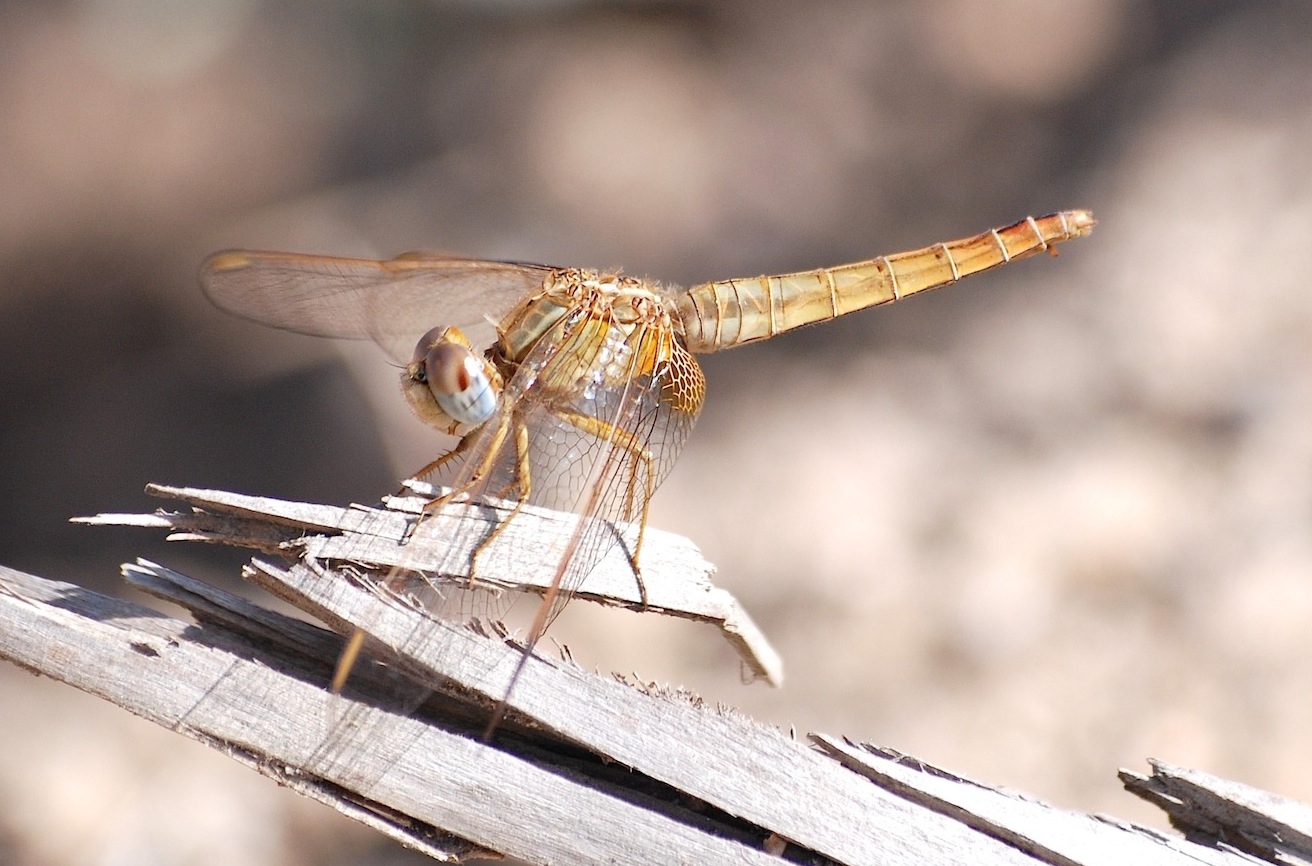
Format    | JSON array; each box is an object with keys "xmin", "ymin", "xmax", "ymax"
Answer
[{"xmin": 3, "ymin": 2, "xmax": 1312, "ymax": 864}]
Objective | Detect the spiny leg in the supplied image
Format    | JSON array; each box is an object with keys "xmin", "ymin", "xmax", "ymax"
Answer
[
  {"xmin": 418, "ymin": 411, "xmax": 511, "ymax": 523},
  {"xmin": 395, "ymin": 433, "xmax": 480, "ymax": 544},
  {"xmin": 467, "ymin": 418, "xmax": 532, "ymax": 578},
  {"xmin": 628, "ymin": 447, "xmax": 656, "ymax": 578},
  {"xmin": 409, "ymin": 432, "xmax": 478, "ymax": 488},
  {"xmin": 553, "ymin": 408, "xmax": 654, "ymax": 608},
  {"xmin": 613, "ymin": 423, "xmax": 655, "ymax": 600},
  {"xmin": 410, "ymin": 411, "xmax": 525, "ymax": 585}
]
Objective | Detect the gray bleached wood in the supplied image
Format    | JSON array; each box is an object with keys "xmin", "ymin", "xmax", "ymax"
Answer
[
  {"xmin": 75, "ymin": 483, "xmax": 782, "ymax": 686},
  {"xmin": 0, "ymin": 564, "xmax": 769, "ymax": 863},
  {"xmin": 0, "ymin": 557, "xmax": 1044, "ymax": 866},
  {"xmin": 3, "ymin": 483, "xmax": 1309, "ymax": 865},
  {"xmin": 3, "ymin": 555, "xmax": 1301, "ymax": 866},
  {"xmin": 813, "ymin": 737, "xmax": 1243, "ymax": 866},
  {"xmin": 1122, "ymin": 761, "xmax": 1312, "ymax": 864}
]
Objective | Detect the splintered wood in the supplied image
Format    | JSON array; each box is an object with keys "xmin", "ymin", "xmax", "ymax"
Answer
[
  {"xmin": 0, "ymin": 494, "xmax": 1307, "ymax": 865},
  {"xmin": 76, "ymin": 483, "xmax": 781, "ymax": 686}
]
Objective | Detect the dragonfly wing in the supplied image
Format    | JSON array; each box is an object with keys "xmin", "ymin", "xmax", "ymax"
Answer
[
  {"xmin": 433, "ymin": 303, "xmax": 701, "ymax": 633},
  {"xmin": 199, "ymin": 251, "xmax": 556, "ymax": 363}
]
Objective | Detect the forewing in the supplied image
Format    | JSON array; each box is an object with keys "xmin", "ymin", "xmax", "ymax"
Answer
[{"xmin": 199, "ymin": 250, "xmax": 555, "ymax": 362}]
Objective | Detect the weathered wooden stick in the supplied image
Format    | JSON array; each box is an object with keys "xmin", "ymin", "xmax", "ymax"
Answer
[
  {"xmin": 1121, "ymin": 760, "xmax": 1312, "ymax": 863},
  {"xmin": 4, "ymin": 482, "xmax": 1307, "ymax": 865},
  {"xmin": 0, "ymin": 563, "xmax": 767, "ymax": 863},
  {"xmin": 75, "ymin": 483, "xmax": 783, "ymax": 686},
  {"xmin": 1, "ymin": 561, "xmax": 1031, "ymax": 866},
  {"xmin": 0, "ymin": 560, "xmax": 1302, "ymax": 865}
]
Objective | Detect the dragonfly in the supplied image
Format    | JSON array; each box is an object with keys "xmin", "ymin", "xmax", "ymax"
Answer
[{"xmin": 201, "ymin": 209, "xmax": 1094, "ymax": 733}]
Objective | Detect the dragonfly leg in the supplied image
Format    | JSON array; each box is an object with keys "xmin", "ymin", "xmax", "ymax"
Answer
[
  {"xmin": 412, "ymin": 414, "xmax": 516, "ymax": 572},
  {"xmin": 552, "ymin": 409, "xmax": 654, "ymax": 609},
  {"xmin": 408, "ymin": 433, "xmax": 477, "ymax": 486},
  {"xmin": 468, "ymin": 417, "xmax": 532, "ymax": 578},
  {"xmin": 394, "ymin": 433, "xmax": 482, "ymax": 544},
  {"xmin": 397, "ymin": 435, "xmax": 480, "ymax": 542},
  {"xmin": 626, "ymin": 463, "xmax": 653, "ymax": 610},
  {"xmin": 611, "ymin": 433, "xmax": 654, "ymax": 608},
  {"xmin": 420, "ymin": 413, "xmax": 511, "ymax": 521}
]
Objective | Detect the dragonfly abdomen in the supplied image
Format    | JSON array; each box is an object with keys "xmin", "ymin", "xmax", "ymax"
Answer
[{"xmin": 675, "ymin": 210, "xmax": 1095, "ymax": 353}]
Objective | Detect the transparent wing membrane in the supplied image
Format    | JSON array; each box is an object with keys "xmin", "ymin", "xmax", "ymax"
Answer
[{"xmin": 200, "ymin": 251, "xmax": 556, "ymax": 363}]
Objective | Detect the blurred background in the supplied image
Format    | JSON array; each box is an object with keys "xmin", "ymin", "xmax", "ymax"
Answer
[{"xmin": 3, "ymin": 1, "xmax": 1312, "ymax": 863}]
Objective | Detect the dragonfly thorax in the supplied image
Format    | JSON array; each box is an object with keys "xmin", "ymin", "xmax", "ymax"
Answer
[
  {"xmin": 496, "ymin": 268, "xmax": 676, "ymax": 366},
  {"xmin": 487, "ymin": 267, "xmax": 700, "ymax": 421}
]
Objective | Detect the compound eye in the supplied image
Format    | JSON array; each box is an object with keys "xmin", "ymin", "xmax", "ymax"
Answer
[
  {"xmin": 409, "ymin": 325, "xmax": 451, "ymax": 385},
  {"xmin": 425, "ymin": 340, "xmax": 473, "ymax": 397},
  {"xmin": 411, "ymin": 326, "xmax": 447, "ymax": 367},
  {"xmin": 420, "ymin": 332, "xmax": 497, "ymax": 426}
]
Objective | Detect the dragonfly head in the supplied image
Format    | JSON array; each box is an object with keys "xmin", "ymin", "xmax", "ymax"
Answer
[{"xmin": 403, "ymin": 325, "xmax": 502, "ymax": 436}]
